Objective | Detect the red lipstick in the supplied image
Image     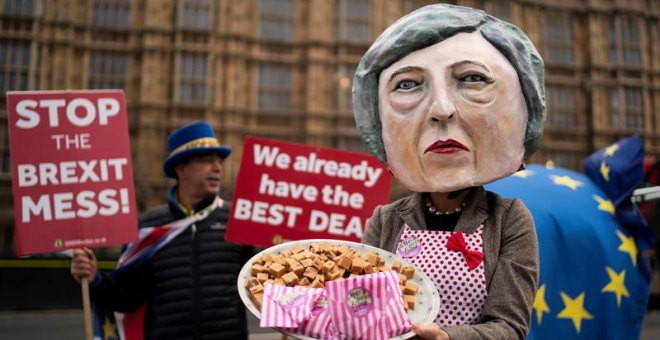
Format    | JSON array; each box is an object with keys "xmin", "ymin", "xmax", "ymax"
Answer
[{"xmin": 424, "ymin": 139, "xmax": 469, "ymax": 154}]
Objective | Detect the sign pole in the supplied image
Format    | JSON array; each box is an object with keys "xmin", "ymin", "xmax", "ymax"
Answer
[{"xmin": 82, "ymin": 277, "xmax": 94, "ymax": 340}]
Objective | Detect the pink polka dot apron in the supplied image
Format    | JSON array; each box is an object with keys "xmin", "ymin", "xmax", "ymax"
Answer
[{"xmin": 396, "ymin": 224, "xmax": 487, "ymax": 326}]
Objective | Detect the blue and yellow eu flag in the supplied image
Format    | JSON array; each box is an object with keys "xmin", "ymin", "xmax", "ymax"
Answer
[
  {"xmin": 584, "ymin": 135, "xmax": 655, "ymax": 279},
  {"xmin": 486, "ymin": 137, "xmax": 653, "ymax": 339}
]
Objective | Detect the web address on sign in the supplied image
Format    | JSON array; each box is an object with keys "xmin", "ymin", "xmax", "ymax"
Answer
[{"xmin": 64, "ymin": 237, "xmax": 106, "ymax": 247}]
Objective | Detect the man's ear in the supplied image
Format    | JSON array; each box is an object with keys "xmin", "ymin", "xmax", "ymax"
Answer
[{"xmin": 174, "ymin": 163, "xmax": 186, "ymax": 180}]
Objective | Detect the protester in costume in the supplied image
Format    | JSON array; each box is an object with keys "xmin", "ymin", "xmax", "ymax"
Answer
[
  {"xmin": 71, "ymin": 122, "xmax": 252, "ymax": 340},
  {"xmin": 354, "ymin": 4, "xmax": 544, "ymax": 339}
]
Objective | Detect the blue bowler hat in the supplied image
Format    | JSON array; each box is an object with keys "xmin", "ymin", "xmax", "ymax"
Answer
[{"xmin": 163, "ymin": 122, "xmax": 232, "ymax": 178}]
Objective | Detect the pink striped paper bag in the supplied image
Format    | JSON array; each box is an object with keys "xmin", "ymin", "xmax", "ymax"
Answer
[
  {"xmin": 381, "ymin": 270, "xmax": 413, "ymax": 336},
  {"xmin": 325, "ymin": 270, "xmax": 412, "ymax": 339},
  {"xmin": 296, "ymin": 295, "xmax": 338, "ymax": 339},
  {"xmin": 260, "ymin": 284, "xmax": 324, "ymax": 328}
]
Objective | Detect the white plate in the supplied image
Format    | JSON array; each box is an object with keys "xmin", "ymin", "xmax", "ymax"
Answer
[{"xmin": 237, "ymin": 239, "xmax": 440, "ymax": 340}]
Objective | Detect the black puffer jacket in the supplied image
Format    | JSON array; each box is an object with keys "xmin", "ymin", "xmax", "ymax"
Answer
[{"xmin": 91, "ymin": 197, "xmax": 252, "ymax": 340}]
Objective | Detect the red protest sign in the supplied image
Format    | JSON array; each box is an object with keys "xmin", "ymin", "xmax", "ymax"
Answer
[
  {"xmin": 226, "ymin": 136, "xmax": 390, "ymax": 247},
  {"xmin": 7, "ymin": 90, "xmax": 138, "ymax": 255}
]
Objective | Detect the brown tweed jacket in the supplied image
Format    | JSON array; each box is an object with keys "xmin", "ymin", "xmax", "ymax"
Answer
[{"xmin": 362, "ymin": 186, "xmax": 539, "ymax": 340}]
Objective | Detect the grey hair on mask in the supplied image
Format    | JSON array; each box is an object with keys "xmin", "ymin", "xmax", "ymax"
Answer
[{"xmin": 352, "ymin": 4, "xmax": 545, "ymax": 164}]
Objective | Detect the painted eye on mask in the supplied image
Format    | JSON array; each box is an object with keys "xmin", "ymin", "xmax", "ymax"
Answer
[
  {"xmin": 395, "ymin": 79, "xmax": 420, "ymax": 91},
  {"xmin": 460, "ymin": 74, "xmax": 493, "ymax": 84}
]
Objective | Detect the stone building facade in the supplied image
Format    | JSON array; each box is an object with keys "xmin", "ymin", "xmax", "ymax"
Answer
[{"xmin": 0, "ymin": 0, "xmax": 658, "ymax": 256}]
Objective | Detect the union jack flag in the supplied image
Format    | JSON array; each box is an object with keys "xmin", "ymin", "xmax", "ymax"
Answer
[{"xmin": 93, "ymin": 198, "xmax": 224, "ymax": 340}]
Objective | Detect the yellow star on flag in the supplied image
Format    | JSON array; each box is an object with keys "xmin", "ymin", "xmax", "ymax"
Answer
[
  {"xmin": 513, "ymin": 169, "xmax": 533, "ymax": 178},
  {"xmin": 600, "ymin": 161, "xmax": 610, "ymax": 182},
  {"xmin": 550, "ymin": 175, "xmax": 583, "ymax": 191},
  {"xmin": 533, "ymin": 283, "xmax": 550, "ymax": 325},
  {"xmin": 601, "ymin": 266, "xmax": 629, "ymax": 307},
  {"xmin": 593, "ymin": 195, "xmax": 615, "ymax": 215},
  {"xmin": 103, "ymin": 317, "xmax": 118, "ymax": 339},
  {"xmin": 616, "ymin": 229, "xmax": 637, "ymax": 266},
  {"xmin": 557, "ymin": 291, "xmax": 594, "ymax": 333},
  {"xmin": 604, "ymin": 143, "xmax": 619, "ymax": 156}
]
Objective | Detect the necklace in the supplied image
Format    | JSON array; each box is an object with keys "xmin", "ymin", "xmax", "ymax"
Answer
[{"xmin": 425, "ymin": 197, "xmax": 465, "ymax": 215}]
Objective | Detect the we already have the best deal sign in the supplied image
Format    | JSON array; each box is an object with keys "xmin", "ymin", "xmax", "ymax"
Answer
[
  {"xmin": 226, "ymin": 136, "xmax": 390, "ymax": 247},
  {"xmin": 7, "ymin": 90, "xmax": 137, "ymax": 255}
]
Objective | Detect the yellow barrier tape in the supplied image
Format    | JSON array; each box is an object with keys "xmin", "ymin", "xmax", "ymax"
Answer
[{"xmin": 0, "ymin": 259, "xmax": 117, "ymax": 270}]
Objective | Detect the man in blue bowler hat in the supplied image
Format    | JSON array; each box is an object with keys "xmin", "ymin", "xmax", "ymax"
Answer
[{"xmin": 71, "ymin": 121, "xmax": 251, "ymax": 340}]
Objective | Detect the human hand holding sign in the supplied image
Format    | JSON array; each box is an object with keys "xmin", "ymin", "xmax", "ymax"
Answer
[{"xmin": 71, "ymin": 247, "xmax": 98, "ymax": 283}]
